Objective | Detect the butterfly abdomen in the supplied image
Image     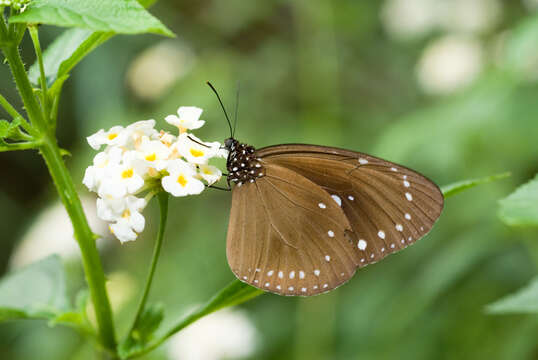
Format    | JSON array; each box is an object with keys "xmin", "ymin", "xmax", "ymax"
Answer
[{"xmin": 226, "ymin": 140, "xmax": 265, "ymax": 186}]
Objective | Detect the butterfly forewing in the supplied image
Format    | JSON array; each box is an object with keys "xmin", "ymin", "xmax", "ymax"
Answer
[
  {"xmin": 255, "ymin": 144, "xmax": 444, "ymax": 266},
  {"xmin": 226, "ymin": 163, "xmax": 360, "ymax": 296}
]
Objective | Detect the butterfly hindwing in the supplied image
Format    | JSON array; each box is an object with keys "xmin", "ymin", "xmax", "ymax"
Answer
[
  {"xmin": 226, "ymin": 163, "xmax": 360, "ymax": 296},
  {"xmin": 256, "ymin": 144, "xmax": 444, "ymax": 266}
]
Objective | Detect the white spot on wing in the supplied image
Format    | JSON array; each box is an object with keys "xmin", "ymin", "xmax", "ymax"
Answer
[
  {"xmin": 314, "ymin": 269, "xmax": 320, "ymax": 276},
  {"xmin": 318, "ymin": 202, "xmax": 326, "ymax": 209},
  {"xmin": 299, "ymin": 271, "xmax": 305, "ymax": 279},
  {"xmin": 405, "ymin": 213, "xmax": 412, "ymax": 220},
  {"xmin": 323, "ymin": 284, "xmax": 329, "ymax": 289},
  {"xmin": 403, "ymin": 180, "xmax": 410, "ymax": 188},
  {"xmin": 289, "ymin": 271, "xmax": 295, "ymax": 279},
  {"xmin": 359, "ymin": 158, "xmax": 368, "ymax": 164},
  {"xmin": 358, "ymin": 239, "xmax": 367, "ymax": 250},
  {"xmin": 288, "ymin": 286, "xmax": 294, "ymax": 291},
  {"xmin": 378, "ymin": 230, "xmax": 385, "ymax": 239},
  {"xmin": 278, "ymin": 271, "xmax": 283, "ymax": 279},
  {"xmin": 405, "ymin": 192, "xmax": 413, "ymax": 201},
  {"xmin": 301, "ymin": 287, "xmax": 307, "ymax": 293},
  {"xmin": 265, "ymin": 282, "xmax": 270, "ymax": 287},
  {"xmin": 276, "ymin": 285, "xmax": 281, "ymax": 290},
  {"xmin": 325, "ymin": 255, "xmax": 331, "ymax": 262},
  {"xmin": 348, "ymin": 195, "xmax": 354, "ymax": 201},
  {"xmin": 391, "ymin": 167, "xmax": 398, "ymax": 172},
  {"xmin": 328, "ymin": 230, "xmax": 335, "ymax": 238},
  {"xmin": 331, "ymin": 195, "xmax": 342, "ymax": 206},
  {"xmin": 267, "ymin": 270, "xmax": 274, "ymax": 276},
  {"xmin": 395, "ymin": 224, "xmax": 403, "ymax": 232}
]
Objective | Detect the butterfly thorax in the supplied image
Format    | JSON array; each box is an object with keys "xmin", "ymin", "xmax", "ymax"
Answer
[{"xmin": 224, "ymin": 138, "xmax": 265, "ymax": 186}]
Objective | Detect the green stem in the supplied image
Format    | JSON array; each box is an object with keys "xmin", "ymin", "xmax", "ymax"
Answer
[
  {"xmin": 0, "ymin": 10, "xmax": 9, "ymax": 43},
  {"xmin": 127, "ymin": 281, "xmax": 263, "ymax": 359},
  {"xmin": 126, "ymin": 192, "xmax": 168, "ymax": 338},
  {"xmin": 1, "ymin": 41, "xmax": 117, "ymax": 352},
  {"xmin": 28, "ymin": 25, "xmax": 50, "ymax": 123},
  {"xmin": 2, "ymin": 45, "xmax": 45, "ymax": 132},
  {"xmin": 0, "ymin": 141, "xmax": 40, "ymax": 152}
]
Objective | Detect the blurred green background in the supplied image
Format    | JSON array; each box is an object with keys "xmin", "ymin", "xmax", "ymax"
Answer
[{"xmin": 1, "ymin": 0, "xmax": 538, "ymax": 359}]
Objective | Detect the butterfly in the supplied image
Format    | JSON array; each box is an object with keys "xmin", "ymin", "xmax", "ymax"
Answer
[{"xmin": 209, "ymin": 83, "xmax": 444, "ymax": 297}]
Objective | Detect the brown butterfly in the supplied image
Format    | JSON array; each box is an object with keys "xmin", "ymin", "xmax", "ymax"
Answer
[{"xmin": 209, "ymin": 83, "xmax": 444, "ymax": 297}]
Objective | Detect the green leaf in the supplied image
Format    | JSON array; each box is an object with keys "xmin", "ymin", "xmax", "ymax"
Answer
[
  {"xmin": 49, "ymin": 290, "xmax": 94, "ymax": 336},
  {"xmin": 0, "ymin": 118, "xmax": 22, "ymax": 139},
  {"xmin": 119, "ymin": 303, "xmax": 164, "ymax": 358},
  {"xmin": 486, "ymin": 276, "xmax": 538, "ymax": 314},
  {"xmin": 27, "ymin": 1, "xmax": 160, "ymax": 86},
  {"xmin": 122, "ymin": 280, "xmax": 263, "ymax": 359},
  {"xmin": 441, "ymin": 172, "xmax": 511, "ymax": 199},
  {"xmin": 0, "ymin": 255, "xmax": 69, "ymax": 321},
  {"xmin": 10, "ymin": 0, "xmax": 174, "ymax": 37},
  {"xmin": 28, "ymin": 28, "xmax": 98, "ymax": 85},
  {"xmin": 499, "ymin": 174, "xmax": 538, "ymax": 226}
]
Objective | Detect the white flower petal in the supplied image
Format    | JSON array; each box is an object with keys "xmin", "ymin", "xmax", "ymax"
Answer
[
  {"xmin": 176, "ymin": 133, "xmax": 218, "ymax": 165},
  {"xmin": 110, "ymin": 219, "xmax": 138, "ymax": 243},
  {"xmin": 199, "ymin": 164, "xmax": 222, "ymax": 185}
]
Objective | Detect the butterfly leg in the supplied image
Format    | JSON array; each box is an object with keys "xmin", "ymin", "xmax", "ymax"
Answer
[{"xmin": 207, "ymin": 185, "xmax": 231, "ymax": 191}]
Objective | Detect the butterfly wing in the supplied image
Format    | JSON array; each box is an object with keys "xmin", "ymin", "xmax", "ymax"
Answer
[
  {"xmin": 226, "ymin": 162, "xmax": 361, "ymax": 296},
  {"xmin": 255, "ymin": 144, "xmax": 444, "ymax": 266}
]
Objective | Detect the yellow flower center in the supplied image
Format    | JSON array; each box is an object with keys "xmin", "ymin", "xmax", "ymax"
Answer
[
  {"xmin": 108, "ymin": 133, "xmax": 118, "ymax": 140},
  {"xmin": 190, "ymin": 148, "xmax": 204, "ymax": 157},
  {"xmin": 177, "ymin": 175, "xmax": 188, "ymax": 187},
  {"xmin": 145, "ymin": 153, "xmax": 156, "ymax": 161},
  {"xmin": 203, "ymin": 168, "xmax": 212, "ymax": 175},
  {"xmin": 121, "ymin": 168, "xmax": 134, "ymax": 179},
  {"xmin": 122, "ymin": 209, "xmax": 131, "ymax": 218},
  {"xmin": 147, "ymin": 167, "xmax": 158, "ymax": 177}
]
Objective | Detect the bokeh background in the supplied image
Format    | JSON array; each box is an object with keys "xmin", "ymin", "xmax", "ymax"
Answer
[{"xmin": 1, "ymin": 0, "xmax": 538, "ymax": 359}]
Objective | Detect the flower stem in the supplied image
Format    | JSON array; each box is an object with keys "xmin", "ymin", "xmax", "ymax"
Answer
[
  {"xmin": 126, "ymin": 192, "xmax": 169, "ymax": 337},
  {"xmin": 1, "ymin": 34, "xmax": 117, "ymax": 353},
  {"xmin": 28, "ymin": 25, "xmax": 50, "ymax": 123},
  {"xmin": 0, "ymin": 141, "xmax": 40, "ymax": 152}
]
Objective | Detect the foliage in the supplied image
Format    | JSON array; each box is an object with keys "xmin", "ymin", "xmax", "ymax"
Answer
[
  {"xmin": 499, "ymin": 175, "xmax": 538, "ymax": 227},
  {"xmin": 10, "ymin": 0, "xmax": 173, "ymax": 36},
  {"xmin": 1, "ymin": 1, "xmax": 538, "ymax": 360}
]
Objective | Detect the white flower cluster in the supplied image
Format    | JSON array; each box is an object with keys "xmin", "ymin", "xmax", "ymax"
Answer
[{"xmin": 83, "ymin": 107, "xmax": 226, "ymax": 243}]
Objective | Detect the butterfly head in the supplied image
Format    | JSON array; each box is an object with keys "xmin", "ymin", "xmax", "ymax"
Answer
[{"xmin": 224, "ymin": 137, "xmax": 238, "ymax": 152}]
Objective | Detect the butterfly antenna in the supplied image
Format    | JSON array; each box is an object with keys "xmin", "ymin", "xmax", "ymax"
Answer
[
  {"xmin": 207, "ymin": 81, "xmax": 233, "ymax": 138},
  {"xmin": 187, "ymin": 135, "xmax": 211, "ymax": 148},
  {"xmin": 233, "ymin": 82, "xmax": 240, "ymax": 137}
]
